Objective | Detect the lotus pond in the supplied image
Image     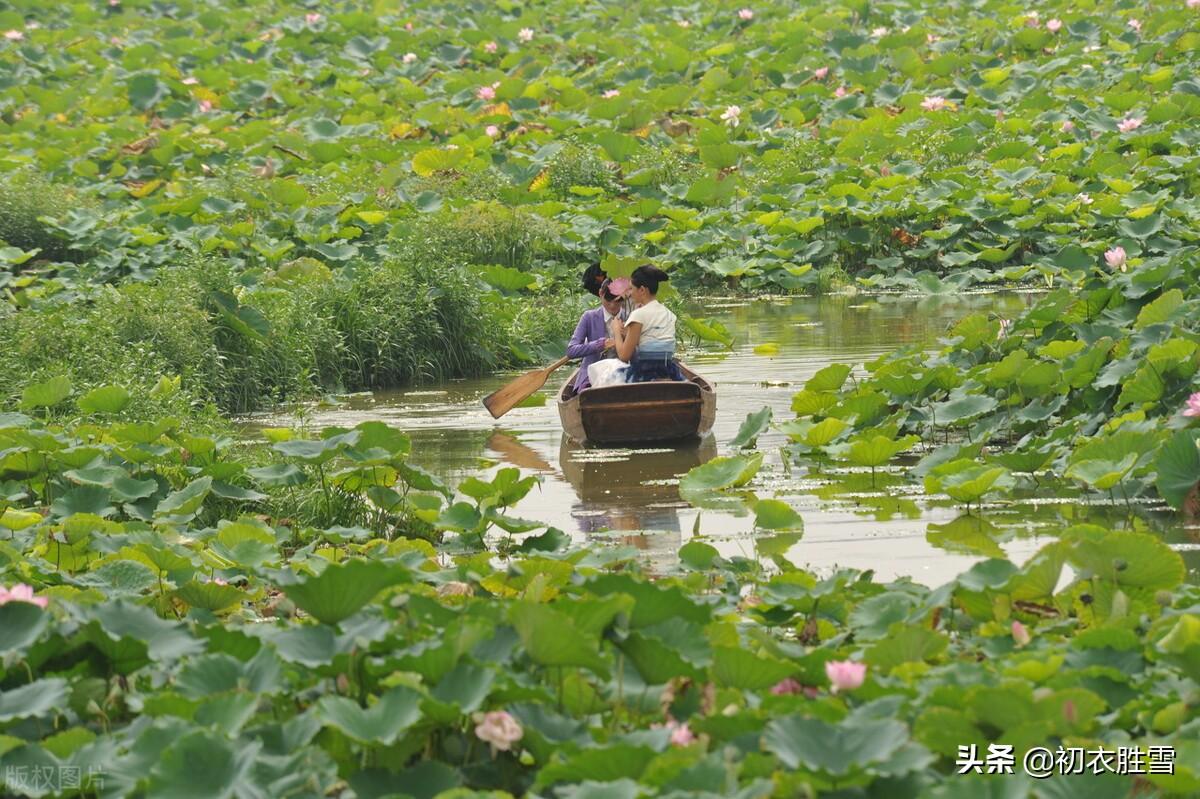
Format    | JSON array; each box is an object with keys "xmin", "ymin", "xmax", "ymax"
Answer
[
  {"xmin": 253, "ymin": 292, "xmax": 1198, "ymax": 585},
  {"xmin": 3, "ymin": 0, "xmax": 1200, "ymax": 796}
]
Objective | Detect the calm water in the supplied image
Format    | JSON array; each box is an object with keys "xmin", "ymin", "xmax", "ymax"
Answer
[{"xmin": 251, "ymin": 293, "xmax": 1199, "ymax": 584}]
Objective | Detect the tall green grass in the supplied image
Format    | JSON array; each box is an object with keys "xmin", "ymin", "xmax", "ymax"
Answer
[{"xmin": 0, "ymin": 255, "xmax": 508, "ymax": 416}]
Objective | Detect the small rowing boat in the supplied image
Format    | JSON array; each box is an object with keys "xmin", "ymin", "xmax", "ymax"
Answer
[{"xmin": 557, "ymin": 362, "xmax": 716, "ymax": 445}]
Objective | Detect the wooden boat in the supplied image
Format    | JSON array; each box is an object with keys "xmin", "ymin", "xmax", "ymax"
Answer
[{"xmin": 557, "ymin": 362, "xmax": 716, "ymax": 445}]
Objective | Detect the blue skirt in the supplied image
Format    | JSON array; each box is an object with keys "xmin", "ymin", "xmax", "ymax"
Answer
[{"xmin": 625, "ymin": 354, "xmax": 684, "ymax": 383}]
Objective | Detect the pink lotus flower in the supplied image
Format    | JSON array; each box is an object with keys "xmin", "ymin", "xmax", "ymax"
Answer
[
  {"xmin": 1025, "ymin": 14, "xmax": 1040, "ymax": 28},
  {"xmin": 1128, "ymin": 18, "xmax": 1141, "ymax": 32},
  {"xmin": 738, "ymin": 8, "xmax": 754, "ymax": 20},
  {"xmin": 825, "ymin": 660, "xmax": 866, "ymax": 693},
  {"xmin": 1061, "ymin": 119, "xmax": 1074, "ymax": 132},
  {"xmin": 1117, "ymin": 116, "xmax": 1143, "ymax": 133},
  {"xmin": 518, "ymin": 27, "xmax": 534, "ymax": 42},
  {"xmin": 477, "ymin": 85, "xmax": 496, "ymax": 101},
  {"xmin": 404, "ymin": 22, "xmax": 414, "ymax": 31},
  {"xmin": 198, "ymin": 99, "xmax": 214, "ymax": 113},
  {"xmin": 921, "ymin": 95, "xmax": 948, "ymax": 111},
  {"xmin": 607, "ymin": 277, "xmax": 632, "ymax": 296},
  {"xmin": 485, "ymin": 124, "xmax": 501, "ymax": 138},
  {"xmin": 926, "ymin": 33, "xmax": 940, "ymax": 43},
  {"xmin": 1190, "ymin": 0, "xmax": 1200, "ymax": 9},
  {"xmin": 1012, "ymin": 620, "xmax": 1031, "ymax": 647},
  {"xmin": 602, "ymin": 89, "xmax": 620, "ymax": 98},
  {"xmin": 182, "ymin": 76, "xmax": 199, "ymax": 86},
  {"xmin": 475, "ymin": 710, "xmax": 523, "ymax": 752},
  {"xmin": 1076, "ymin": 192, "xmax": 1092, "ymax": 205},
  {"xmin": 1182, "ymin": 392, "xmax": 1200, "ymax": 418},
  {"xmin": 305, "ymin": 12, "xmax": 321, "ymax": 24},
  {"xmin": 0, "ymin": 583, "xmax": 48, "ymax": 608},
  {"xmin": 3, "ymin": 29, "xmax": 24, "ymax": 41},
  {"xmin": 814, "ymin": 66, "xmax": 829, "ymax": 79},
  {"xmin": 834, "ymin": 86, "xmax": 847, "ymax": 98},
  {"xmin": 871, "ymin": 26, "xmax": 888, "ymax": 37},
  {"xmin": 402, "ymin": 52, "xmax": 417, "ymax": 63},
  {"xmin": 1104, "ymin": 246, "xmax": 1127, "ymax": 272},
  {"xmin": 484, "ymin": 40, "xmax": 498, "ymax": 53},
  {"xmin": 771, "ymin": 678, "xmax": 804, "ymax": 695},
  {"xmin": 666, "ymin": 720, "xmax": 695, "ymax": 746},
  {"xmin": 677, "ymin": 19, "xmax": 691, "ymax": 28},
  {"xmin": 720, "ymin": 104, "xmax": 741, "ymax": 125},
  {"xmin": 1046, "ymin": 18, "xmax": 1063, "ymax": 32}
]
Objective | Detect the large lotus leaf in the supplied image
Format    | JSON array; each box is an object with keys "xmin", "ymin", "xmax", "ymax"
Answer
[
  {"xmin": 762, "ymin": 715, "xmax": 917, "ymax": 777},
  {"xmin": 711, "ymin": 646, "xmax": 794, "ymax": 690},
  {"xmin": 1155, "ymin": 430, "xmax": 1200, "ymax": 511},
  {"xmin": 0, "ymin": 508, "xmax": 42, "ymax": 530},
  {"xmin": 275, "ymin": 559, "xmax": 410, "ymax": 625},
  {"xmin": 753, "ymin": 499, "xmax": 804, "ymax": 530},
  {"xmin": 729, "ymin": 406, "xmax": 772, "ymax": 449},
  {"xmin": 82, "ymin": 601, "xmax": 204, "ymax": 674},
  {"xmin": 587, "ymin": 574, "xmax": 711, "ymax": 628},
  {"xmin": 76, "ymin": 385, "xmax": 131, "ymax": 415},
  {"xmin": 430, "ymin": 661, "xmax": 494, "ymax": 715},
  {"xmin": 20, "ymin": 376, "xmax": 72, "ymax": 410},
  {"xmin": 679, "ymin": 452, "xmax": 763, "ymax": 493},
  {"xmin": 317, "ymin": 686, "xmax": 423, "ymax": 745},
  {"xmin": 350, "ymin": 763, "xmax": 462, "ymax": 799},
  {"xmin": 620, "ymin": 621, "xmax": 710, "ymax": 683},
  {"xmin": 247, "ymin": 463, "xmax": 307, "ymax": 488},
  {"xmin": 846, "ymin": 434, "xmax": 920, "ymax": 468},
  {"xmin": 1155, "ymin": 614, "xmax": 1200, "ymax": 683},
  {"xmin": 481, "ymin": 264, "xmax": 536, "ymax": 294},
  {"xmin": 865, "ymin": 625, "xmax": 949, "ymax": 674},
  {"xmin": 931, "ymin": 394, "xmax": 998, "ymax": 426},
  {"xmin": 0, "ymin": 678, "xmax": 70, "ymax": 723},
  {"xmin": 1134, "ymin": 288, "xmax": 1184, "ymax": 329},
  {"xmin": 146, "ymin": 729, "xmax": 260, "ymax": 799},
  {"xmin": 925, "ymin": 461, "xmax": 1011, "ymax": 503},
  {"xmin": 0, "ymin": 603, "xmax": 48, "ymax": 657},
  {"xmin": 50, "ymin": 485, "xmax": 115, "ymax": 519},
  {"xmin": 1064, "ymin": 455, "xmax": 1139, "ymax": 491},
  {"xmin": 1067, "ymin": 531, "xmax": 1185, "ymax": 591},
  {"xmin": 154, "ymin": 476, "xmax": 213, "ymax": 520},
  {"xmin": 175, "ymin": 580, "xmax": 248, "ymax": 613},
  {"xmin": 510, "ymin": 601, "xmax": 608, "ymax": 675},
  {"xmin": 805, "ymin": 363, "xmax": 852, "ymax": 393}
]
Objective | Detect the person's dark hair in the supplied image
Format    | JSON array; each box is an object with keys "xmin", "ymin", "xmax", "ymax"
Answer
[
  {"xmin": 630, "ymin": 264, "xmax": 670, "ymax": 295},
  {"xmin": 581, "ymin": 263, "xmax": 607, "ymax": 296}
]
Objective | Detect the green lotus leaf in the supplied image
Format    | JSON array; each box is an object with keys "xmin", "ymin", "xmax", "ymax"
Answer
[
  {"xmin": 155, "ymin": 476, "xmax": 213, "ymax": 520},
  {"xmin": 679, "ymin": 452, "xmax": 763, "ymax": 493},
  {"xmin": 20, "ymin": 375, "xmax": 72, "ymax": 410},
  {"xmin": 1155, "ymin": 430, "xmax": 1200, "ymax": 511},
  {"xmin": 846, "ymin": 434, "xmax": 920, "ymax": 468},
  {"xmin": 729, "ymin": 406, "xmax": 772, "ymax": 449},
  {"xmin": 76, "ymin": 385, "xmax": 131, "ymax": 415},
  {"xmin": 276, "ymin": 558, "xmax": 411, "ymax": 625},
  {"xmin": 763, "ymin": 715, "xmax": 918, "ymax": 777}
]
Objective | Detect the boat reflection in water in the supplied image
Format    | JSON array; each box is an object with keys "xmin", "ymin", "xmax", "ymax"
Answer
[
  {"xmin": 485, "ymin": 431, "xmax": 716, "ymax": 569},
  {"xmin": 558, "ymin": 434, "xmax": 716, "ymax": 569}
]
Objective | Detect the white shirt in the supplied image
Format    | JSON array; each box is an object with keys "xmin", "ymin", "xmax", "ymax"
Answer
[{"xmin": 625, "ymin": 300, "xmax": 676, "ymax": 356}]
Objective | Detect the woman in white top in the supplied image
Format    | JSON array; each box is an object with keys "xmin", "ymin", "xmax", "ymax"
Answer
[{"xmin": 611, "ymin": 264, "xmax": 684, "ymax": 383}]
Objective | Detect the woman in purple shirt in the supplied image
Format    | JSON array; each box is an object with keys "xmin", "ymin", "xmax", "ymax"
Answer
[{"xmin": 567, "ymin": 277, "xmax": 629, "ymax": 392}]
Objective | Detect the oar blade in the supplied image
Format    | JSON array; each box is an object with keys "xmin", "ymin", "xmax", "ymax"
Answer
[{"xmin": 482, "ymin": 369, "xmax": 549, "ymax": 419}]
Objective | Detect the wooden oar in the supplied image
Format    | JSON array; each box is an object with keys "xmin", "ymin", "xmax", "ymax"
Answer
[{"xmin": 482, "ymin": 355, "xmax": 571, "ymax": 419}]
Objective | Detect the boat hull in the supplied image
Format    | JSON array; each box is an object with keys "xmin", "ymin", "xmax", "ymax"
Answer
[{"xmin": 557, "ymin": 363, "xmax": 716, "ymax": 445}]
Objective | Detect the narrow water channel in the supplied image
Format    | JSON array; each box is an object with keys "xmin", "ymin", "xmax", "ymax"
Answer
[{"xmin": 252, "ymin": 293, "xmax": 1199, "ymax": 584}]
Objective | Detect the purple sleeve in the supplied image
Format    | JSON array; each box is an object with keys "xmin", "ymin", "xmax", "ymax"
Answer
[{"xmin": 566, "ymin": 312, "xmax": 593, "ymax": 359}]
